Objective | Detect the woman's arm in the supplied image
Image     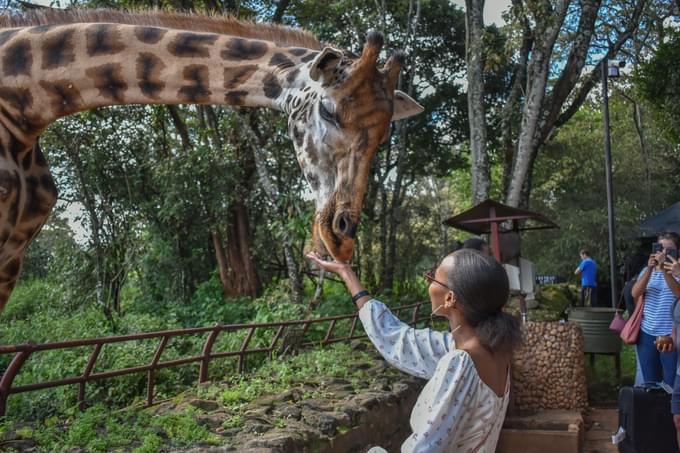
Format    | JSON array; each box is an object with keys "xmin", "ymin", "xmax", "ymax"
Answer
[
  {"xmin": 306, "ymin": 251, "xmax": 449, "ymax": 378},
  {"xmin": 631, "ymin": 254, "xmax": 659, "ymax": 299}
]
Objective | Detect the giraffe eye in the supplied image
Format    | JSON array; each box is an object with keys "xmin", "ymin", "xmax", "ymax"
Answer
[{"xmin": 319, "ymin": 99, "xmax": 337, "ymax": 125}]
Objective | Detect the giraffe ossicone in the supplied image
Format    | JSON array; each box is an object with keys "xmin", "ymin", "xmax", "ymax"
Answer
[{"xmin": 0, "ymin": 9, "xmax": 423, "ymax": 311}]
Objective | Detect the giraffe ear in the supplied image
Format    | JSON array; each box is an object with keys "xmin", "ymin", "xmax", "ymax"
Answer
[
  {"xmin": 310, "ymin": 47, "xmax": 343, "ymax": 85},
  {"xmin": 392, "ymin": 90, "xmax": 424, "ymax": 121}
]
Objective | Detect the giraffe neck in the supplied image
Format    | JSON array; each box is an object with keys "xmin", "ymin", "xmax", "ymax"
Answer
[{"xmin": 0, "ymin": 22, "xmax": 319, "ymax": 153}]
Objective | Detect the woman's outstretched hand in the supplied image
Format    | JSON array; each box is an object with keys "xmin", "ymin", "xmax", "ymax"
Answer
[{"xmin": 305, "ymin": 251, "xmax": 351, "ymax": 277}]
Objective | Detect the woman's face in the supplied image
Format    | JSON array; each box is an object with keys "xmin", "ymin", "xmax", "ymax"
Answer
[
  {"xmin": 659, "ymin": 238, "xmax": 678, "ymax": 253},
  {"xmin": 428, "ymin": 256, "xmax": 454, "ymax": 312}
]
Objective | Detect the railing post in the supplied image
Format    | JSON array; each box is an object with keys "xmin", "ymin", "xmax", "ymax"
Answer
[
  {"xmin": 322, "ymin": 320, "xmax": 337, "ymax": 345},
  {"xmin": 78, "ymin": 344, "xmax": 102, "ymax": 411},
  {"xmin": 411, "ymin": 304, "xmax": 420, "ymax": 327},
  {"xmin": 238, "ymin": 327, "xmax": 256, "ymax": 374},
  {"xmin": 0, "ymin": 349, "xmax": 32, "ymax": 417},
  {"xmin": 146, "ymin": 336, "xmax": 168, "ymax": 407},
  {"xmin": 199, "ymin": 326, "xmax": 221, "ymax": 383},
  {"xmin": 268, "ymin": 325, "xmax": 285, "ymax": 360},
  {"xmin": 349, "ymin": 316, "xmax": 358, "ymax": 337}
]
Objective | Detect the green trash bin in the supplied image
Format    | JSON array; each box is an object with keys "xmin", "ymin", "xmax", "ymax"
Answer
[{"xmin": 567, "ymin": 307, "xmax": 622, "ymax": 354}]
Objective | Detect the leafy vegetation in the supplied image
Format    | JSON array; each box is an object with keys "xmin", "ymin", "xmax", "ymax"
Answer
[{"xmin": 0, "ymin": 343, "xmax": 398, "ymax": 452}]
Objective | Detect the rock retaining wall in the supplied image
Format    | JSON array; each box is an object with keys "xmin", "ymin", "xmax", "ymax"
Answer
[{"xmin": 511, "ymin": 321, "xmax": 588, "ymax": 410}]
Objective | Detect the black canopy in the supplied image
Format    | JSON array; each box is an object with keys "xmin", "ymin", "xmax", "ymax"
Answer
[{"xmin": 639, "ymin": 201, "xmax": 680, "ymax": 238}]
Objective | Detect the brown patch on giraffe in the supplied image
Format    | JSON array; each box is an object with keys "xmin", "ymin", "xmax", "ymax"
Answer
[
  {"xmin": 288, "ymin": 48, "xmax": 307, "ymax": 56},
  {"xmin": 168, "ymin": 32, "xmax": 217, "ymax": 58},
  {"xmin": 21, "ymin": 148, "xmax": 32, "ymax": 171},
  {"xmin": 85, "ymin": 64, "xmax": 128, "ymax": 103},
  {"xmin": 178, "ymin": 65, "xmax": 211, "ymax": 103},
  {"xmin": 286, "ymin": 68, "xmax": 300, "ymax": 84},
  {"xmin": 28, "ymin": 25, "xmax": 55, "ymax": 34},
  {"xmin": 292, "ymin": 126, "xmax": 304, "ymax": 147},
  {"xmin": 86, "ymin": 24, "xmax": 125, "ymax": 57},
  {"xmin": 0, "ymin": 87, "xmax": 41, "ymax": 134},
  {"xmin": 221, "ymin": 38, "xmax": 268, "ymax": 61},
  {"xmin": 300, "ymin": 52, "xmax": 318, "ymax": 63},
  {"xmin": 136, "ymin": 53, "xmax": 166, "ymax": 100},
  {"xmin": 41, "ymin": 174, "xmax": 58, "ymax": 199},
  {"xmin": 39, "ymin": 80, "xmax": 83, "ymax": 116},
  {"xmin": 0, "ymin": 169, "xmax": 18, "ymax": 202},
  {"xmin": 269, "ymin": 53, "xmax": 295, "ymax": 70},
  {"xmin": 263, "ymin": 74, "xmax": 282, "ymax": 99},
  {"xmin": 3, "ymin": 257, "xmax": 21, "ymax": 280},
  {"xmin": 3, "ymin": 38, "xmax": 32, "ymax": 77},
  {"xmin": 225, "ymin": 90, "xmax": 248, "ymax": 105},
  {"xmin": 134, "ymin": 26, "xmax": 167, "ymax": 44},
  {"xmin": 223, "ymin": 65, "xmax": 257, "ymax": 89},
  {"xmin": 21, "ymin": 175, "xmax": 54, "ymax": 222},
  {"xmin": 41, "ymin": 29, "xmax": 75, "ymax": 69}
]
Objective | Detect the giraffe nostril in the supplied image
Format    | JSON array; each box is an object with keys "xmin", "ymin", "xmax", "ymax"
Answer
[{"xmin": 333, "ymin": 212, "xmax": 356, "ymax": 239}]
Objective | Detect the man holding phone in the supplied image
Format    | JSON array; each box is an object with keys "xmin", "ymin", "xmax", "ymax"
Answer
[{"xmin": 574, "ymin": 248, "xmax": 598, "ymax": 307}]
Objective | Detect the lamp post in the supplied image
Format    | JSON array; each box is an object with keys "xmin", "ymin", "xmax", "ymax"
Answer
[{"xmin": 602, "ymin": 59, "xmax": 624, "ymax": 308}]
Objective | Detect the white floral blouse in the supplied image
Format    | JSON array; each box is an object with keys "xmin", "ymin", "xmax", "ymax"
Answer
[{"xmin": 359, "ymin": 299, "xmax": 509, "ymax": 453}]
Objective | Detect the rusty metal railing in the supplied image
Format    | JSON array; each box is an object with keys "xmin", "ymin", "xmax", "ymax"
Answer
[{"xmin": 0, "ymin": 301, "xmax": 429, "ymax": 417}]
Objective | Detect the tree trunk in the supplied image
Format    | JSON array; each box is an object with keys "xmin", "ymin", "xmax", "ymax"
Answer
[{"xmin": 465, "ymin": 0, "xmax": 489, "ymax": 204}]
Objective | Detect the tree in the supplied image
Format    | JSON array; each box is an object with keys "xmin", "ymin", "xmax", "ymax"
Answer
[
  {"xmin": 496, "ymin": 0, "xmax": 657, "ymax": 207},
  {"xmin": 637, "ymin": 30, "xmax": 680, "ymax": 142}
]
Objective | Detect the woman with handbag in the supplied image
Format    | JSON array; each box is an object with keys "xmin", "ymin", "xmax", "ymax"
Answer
[{"xmin": 631, "ymin": 232, "xmax": 680, "ymax": 386}]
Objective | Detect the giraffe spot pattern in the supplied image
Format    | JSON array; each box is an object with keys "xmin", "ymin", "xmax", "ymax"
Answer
[
  {"xmin": 223, "ymin": 65, "xmax": 257, "ymax": 89},
  {"xmin": 86, "ymin": 24, "xmax": 125, "ymax": 57},
  {"xmin": 3, "ymin": 39, "xmax": 32, "ymax": 77},
  {"xmin": 286, "ymin": 68, "xmax": 300, "ymax": 84},
  {"xmin": 269, "ymin": 53, "xmax": 295, "ymax": 70},
  {"xmin": 178, "ymin": 64, "xmax": 211, "ymax": 103},
  {"xmin": 20, "ymin": 175, "xmax": 56, "ymax": 222},
  {"xmin": 136, "ymin": 53, "xmax": 166, "ymax": 99},
  {"xmin": 225, "ymin": 90, "xmax": 248, "ymax": 105},
  {"xmin": 221, "ymin": 38, "xmax": 268, "ymax": 61},
  {"xmin": 85, "ymin": 63, "xmax": 128, "ymax": 103},
  {"xmin": 134, "ymin": 26, "xmax": 167, "ymax": 44},
  {"xmin": 41, "ymin": 29, "xmax": 76, "ymax": 70},
  {"xmin": 300, "ymin": 52, "xmax": 319, "ymax": 63},
  {"xmin": 21, "ymin": 149, "xmax": 32, "ymax": 171},
  {"xmin": 169, "ymin": 32, "xmax": 218, "ymax": 58},
  {"xmin": 0, "ymin": 87, "xmax": 40, "ymax": 133},
  {"xmin": 288, "ymin": 48, "xmax": 308, "ymax": 56},
  {"xmin": 39, "ymin": 80, "xmax": 82, "ymax": 117},
  {"xmin": 262, "ymin": 73, "xmax": 282, "ymax": 99}
]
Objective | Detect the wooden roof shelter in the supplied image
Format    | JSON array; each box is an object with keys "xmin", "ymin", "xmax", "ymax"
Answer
[{"xmin": 443, "ymin": 199, "xmax": 559, "ymax": 262}]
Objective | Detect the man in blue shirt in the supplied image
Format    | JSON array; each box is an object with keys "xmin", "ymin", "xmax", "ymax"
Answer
[{"xmin": 574, "ymin": 248, "xmax": 598, "ymax": 306}]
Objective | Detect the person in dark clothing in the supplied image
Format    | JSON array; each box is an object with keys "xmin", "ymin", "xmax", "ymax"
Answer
[{"xmin": 462, "ymin": 237, "xmax": 491, "ymax": 257}]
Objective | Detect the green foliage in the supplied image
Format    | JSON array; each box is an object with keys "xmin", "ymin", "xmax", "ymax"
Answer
[{"xmin": 637, "ymin": 31, "xmax": 680, "ymax": 142}]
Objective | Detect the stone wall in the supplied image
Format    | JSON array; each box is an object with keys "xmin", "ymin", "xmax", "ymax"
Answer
[{"xmin": 511, "ymin": 321, "xmax": 588, "ymax": 410}]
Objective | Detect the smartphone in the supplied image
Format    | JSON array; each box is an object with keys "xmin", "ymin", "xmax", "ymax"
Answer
[
  {"xmin": 666, "ymin": 248, "xmax": 678, "ymax": 260},
  {"xmin": 653, "ymin": 243, "xmax": 663, "ymax": 253}
]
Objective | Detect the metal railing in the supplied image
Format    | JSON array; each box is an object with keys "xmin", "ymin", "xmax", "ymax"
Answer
[{"xmin": 0, "ymin": 301, "xmax": 429, "ymax": 417}]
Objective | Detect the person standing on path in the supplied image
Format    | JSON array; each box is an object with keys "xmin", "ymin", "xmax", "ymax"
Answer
[{"xmin": 574, "ymin": 248, "xmax": 598, "ymax": 307}]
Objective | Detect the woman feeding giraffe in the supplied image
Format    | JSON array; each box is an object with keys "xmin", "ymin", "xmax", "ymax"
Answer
[{"xmin": 306, "ymin": 248, "xmax": 522, "ymax": 452}]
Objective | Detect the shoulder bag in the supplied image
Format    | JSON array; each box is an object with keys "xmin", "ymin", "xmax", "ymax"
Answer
[{"xmin": 620, "ymin": 294, "xmax": 645, "ymax": 345}]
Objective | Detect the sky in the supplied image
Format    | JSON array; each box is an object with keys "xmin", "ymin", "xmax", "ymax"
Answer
[{"xmin": 452, "ymin": 0, "xmax": 511, "ymax": 25}]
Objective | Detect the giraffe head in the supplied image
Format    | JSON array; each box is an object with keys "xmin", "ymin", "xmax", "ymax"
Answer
[{"xmin": 284, "ymin": 32, "xmax": 423, "ymax": 262}]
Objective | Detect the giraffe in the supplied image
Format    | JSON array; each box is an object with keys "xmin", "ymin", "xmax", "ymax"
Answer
[{"xmin": 0, "ymin": 9, "xmax": 423, "ymax": 311}]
